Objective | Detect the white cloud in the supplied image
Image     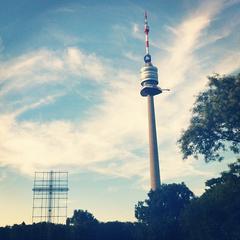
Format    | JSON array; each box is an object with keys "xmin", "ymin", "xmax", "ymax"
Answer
[
  {"xmin": 65, "ymin": 47, "xmax": 106, "ymax": 81},
  {"xmin": 123, "ymin": 51, "xmax": 141, "ymax": 62},
  {"xmin": 0, "ymin": 47, "xmax": 106, "ymax": 97},
  {"xmin": 158, "ymin": 3, "xmax": 221, "ymax": 89},
  {"xmin": 213, "ymin": 52, "xmax": 240, "ymax": 74},
  {"xmin": 14, "ymin": 93, "xmax": 65, "ymax": 116},
  {"xmin": 132, "ymin": 23, "xmax": 139, "ymax": 34}
]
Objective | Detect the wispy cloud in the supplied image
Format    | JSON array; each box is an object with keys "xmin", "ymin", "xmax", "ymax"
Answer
[
  {"xmin": 158, "ymin": 0, "xmax": 228, "ymax": 87},
  {"xmin": 132, "ymin": 23, "xmax": 140, "ymax": 34},
  {"xmin": 213, "ymin": 52, "xmax": 240, "ymax": 74},
  {"xmin": 13, "ymin": 93, "xmax": 65, "ymax": 117},
  {"xmin": 0, "ymin": 47, "xmax": 106, "ymax": 98},
  {"xmin": 123, "ymin": 51, "xmax": 141, "ymax": 62}
]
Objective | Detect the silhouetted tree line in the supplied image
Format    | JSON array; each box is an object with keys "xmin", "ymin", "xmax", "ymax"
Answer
[
  {"xmin": 0, "ymin": 218, "xmax": 143, "ymax": 240},
  {"xmin": 0, "ymin": 159, "xmax": 239, "ymax": 240}
]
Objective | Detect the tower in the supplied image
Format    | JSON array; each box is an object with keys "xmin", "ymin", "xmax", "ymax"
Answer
[
  {"xmin": 32, "ymin": 171, "xmax": 69, "ymax": 224},
  {"xmin": 140, "ymin": 12, "xmax": 161, "ymax": 191}
]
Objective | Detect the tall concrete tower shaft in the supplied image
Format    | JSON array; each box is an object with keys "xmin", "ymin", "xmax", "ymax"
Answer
[
  {"xmin": 148, "ymin": 95, "xmax": 161, "ymax": 190},
  {"xmin": 140, "ymin": 12, "xmax": 161, "ymax": 190}
]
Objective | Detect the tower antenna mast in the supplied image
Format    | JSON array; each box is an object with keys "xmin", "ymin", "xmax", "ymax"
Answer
[
  {"xmin": 140, "ymin": 11, "xmax": 162, "ymax": 190},
  {"xmin": 144, "ymin": 11, "xmax": 150, "ymax": 55}
]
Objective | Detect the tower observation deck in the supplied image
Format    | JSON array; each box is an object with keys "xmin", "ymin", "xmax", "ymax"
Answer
[{"xmin": 140, "ymin": 12, "xmax": 161, "ymax": 190}]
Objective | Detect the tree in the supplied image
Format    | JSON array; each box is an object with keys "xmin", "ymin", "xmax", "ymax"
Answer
[
  {"xmin": 181, "ymin": 159, "xmax": 240, "ymax": 240},
  {"xmin": 67, "ymin": 209, "xmax": 99, "ymax": 240},
  {"xmin": 135, "ymin": 183, "xmax": 194, "ymax": 240},
  {"xmin": 67, "ymin": 209, "xmax": 98, "ymax": 227},
  {"xmin": 178, "ymin": 73, "xmax": 240, "ymax": 162},
  {"xmin": 97, "ymin": 221, "xmax": 137, "ymax": 240}
]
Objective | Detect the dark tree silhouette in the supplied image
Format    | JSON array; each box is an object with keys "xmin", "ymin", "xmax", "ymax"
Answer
[
  {"xmin": 135, "ymin": 183, "xmax": 194, "ymax": 240},
  {"xmin": 181, "ymin": 159, "xmax": 240, "ymax": 240},
  {"xmin": 67, "ymin": 209, "xmax": 99, "ymax": 240},
  {"xmin": 178, "ymin": 73, "xmax": 240, "ymax": 162},
  {"xmin": 67, "ymin": 209, "xmax": 98, "ymax": 227},
  {"xmin": 97, "ymin": 221, "xmax": 137, "ymax": 240}
]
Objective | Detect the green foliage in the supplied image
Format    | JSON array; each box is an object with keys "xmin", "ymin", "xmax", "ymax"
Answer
[
  {"xmin": 135, "ymin": 183, "xmax": 194, "ymax": 240},
  {"xmin": 0, "ymin": 222, "xmax": 69, "ymax": 240},
  {"xmin": 97, "ymin": 221, "xmax": 139, "ymax": 240},
  {"xmin": 206, "ymin": 159, "xmax": 240, "ymax": 188},
  {"xmin": 181, "ymin": 159, "xmax": 240, "ymax": 240},
  {"xmin": 178, "ymin": 73, "xmax": 240, "ymax": 162},
  {"xmin": 67, "ymin": 209, "xmax": 98, "ymax": 227},
  {"xmin": 67, "ymin": 209, "xmax": 99, "ymax": 239}
]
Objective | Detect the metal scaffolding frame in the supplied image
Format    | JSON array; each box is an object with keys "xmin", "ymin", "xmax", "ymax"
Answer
[{"xmin": 32, "ymin": 171, "xmax": 69, "ymax": 224}]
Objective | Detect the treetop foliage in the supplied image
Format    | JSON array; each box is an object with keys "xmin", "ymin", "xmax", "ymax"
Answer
[
  {"xmin": 135, "ymin": 183, "xmax": 194, "ymax": 224},
  {"xmin": 135, "ymin": 183, "xmax": 194, "ymax": 240},
  {"xmin": 178, "ymin": 73, "xmax": 240, "ymax": 162},
  {"xmin": 67, "ymin": 209, "xmax": 98, "ymax": 227},
  {"xmin": 181, "ymin": 159, "xmax": 240, "ymax": 240},
  {"xmin": 205, "ymin": 158, "xmax": 240, "ymax": 189}
]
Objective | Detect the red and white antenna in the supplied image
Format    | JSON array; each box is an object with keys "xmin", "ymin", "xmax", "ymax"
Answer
[
  {"xmin": 144, "ymin": 11, "xmax": 150, "ymax": 55},
  {"xmin": 144, "ymin": 11, "xmax": 151, "ymax": 63}
]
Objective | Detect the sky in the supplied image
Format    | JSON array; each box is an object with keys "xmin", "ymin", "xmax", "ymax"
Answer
[{"xmin": 0, "ymin": 0, "xmax": 240, "ymax": 226}]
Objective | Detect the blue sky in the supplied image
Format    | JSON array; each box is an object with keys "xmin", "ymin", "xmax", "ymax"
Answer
[{"xmin": 0, "ymin": 0, "xmax": 240, "ymax": 226}]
